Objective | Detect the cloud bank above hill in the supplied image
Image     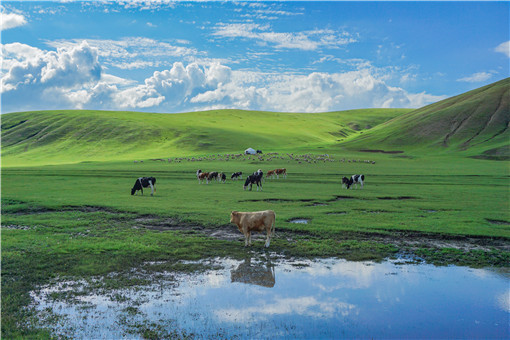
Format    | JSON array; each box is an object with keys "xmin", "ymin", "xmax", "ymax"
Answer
[{"xmin": 1, "ymin": 39, "xmax": 445, "ymax": 113}]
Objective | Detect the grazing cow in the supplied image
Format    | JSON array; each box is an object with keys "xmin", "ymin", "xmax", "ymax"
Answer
[
  {"xmin": 341, "ymin": 176, "xmax": 350, "ymax": 189},
  {"xmin": 219, "ymin": 172, "xmax": 227, "ymax": 183},
  {"xmin": 131, "ymin": 177, "xmax": 156, "ymax": 196},
  {"xmin": 275, "ymin": 168, "xmax": 287, "ymax": 179},
  {"xmin": 231, "ymin": 171, "xmax": 243, "ymax": 180},
  {"xmin": 244, "ymin": 171, "xmax": 263, "ymax": 191},
  {"xmin": 266, "ymin": 169, "xmax": 275, "ymax": 179},
  {"xmin": 207, "ymin": 171, "xmax": 219, "ymax": 184},
  {"xmin": 198, "ymin": 172, "xmax": 209, "ymax": 184},
  {"xmin": 343, "ymin": 174, "xmax": 365, "ymax": 189},
  {"xmin": 230, "ymin": 210, "xmax": 276, "ymax": 247}
]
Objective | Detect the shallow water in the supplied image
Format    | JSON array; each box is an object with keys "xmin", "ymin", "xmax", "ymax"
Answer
[
  {"xmin": 289, "ymin": 219, "xmax": 309, "ymax": 224},
  {"xmin": 31, "ymin": 257, "xmax": 509, "ymax": 339}
]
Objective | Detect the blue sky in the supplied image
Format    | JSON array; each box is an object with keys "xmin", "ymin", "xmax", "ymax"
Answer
[{"xmin": 1, "ymin": 1, "xmax": 509, "ymax": 114}]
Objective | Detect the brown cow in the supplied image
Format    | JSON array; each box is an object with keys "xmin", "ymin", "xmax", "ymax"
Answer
[
  {"xmin": 266, "ymin": 169, "xmax": 275, "ymax": 179},
  {"xmin": 230, "ymin": 210, "xmax": 276, "ymax": 248},
  {"xmin": 198, "ymin": 172, "xmax": 209, "ymax": 184},
  {"xmin": 275, "ymin": 168, "xmax": 287, "ymax": 179}
]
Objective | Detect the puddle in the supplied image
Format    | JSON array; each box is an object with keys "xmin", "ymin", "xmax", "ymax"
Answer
[
  {"xmin": 288, "ymin": 219, "xmax": 310, "ymax": 224},
  {"xmin": 29, "ymin": 257, "xmax": 509, "ymax": 339}
]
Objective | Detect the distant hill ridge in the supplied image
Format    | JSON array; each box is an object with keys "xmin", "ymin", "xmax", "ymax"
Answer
[
  {"xmin": 343, "ymin": 78, "xmax": 509, "ymax": 159},
  {"xmin": 1, "ymin": 108, "xmax": 408, "ymax": 166},
  {"xmin": 1, "ymin": 78, "xmax": 508, "ymax": 166}
]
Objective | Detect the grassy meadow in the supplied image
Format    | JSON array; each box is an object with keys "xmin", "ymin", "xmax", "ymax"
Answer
[
  {"xmin": 3, "ymin": 151, "xmax": 508, "ymax": 337},
  {"xmin": 2, "ymin": 80, "xmax": 509, "ymax": 337}
]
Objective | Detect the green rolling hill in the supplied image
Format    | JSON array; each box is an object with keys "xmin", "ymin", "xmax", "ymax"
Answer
[
  {"xmin": 1, "ymin": 78, "xmax": 508, "ymax": 166},
  {"xmin": 1, "ymin": 108, "xmax": 408, "ymax": 166},
  {"xmin": 343, "ymin": 78, "xmax": 509, "ymax": 159}
]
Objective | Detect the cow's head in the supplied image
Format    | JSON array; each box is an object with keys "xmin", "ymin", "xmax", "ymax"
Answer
[
  {"xmin": 131, "ymin": 187, "xmax": 136, "ymax": 195},
  {"xmin": 230, "ymin": 211, "xmax": 239, "ymax": 224}
]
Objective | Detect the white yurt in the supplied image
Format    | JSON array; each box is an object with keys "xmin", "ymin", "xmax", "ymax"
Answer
[{"xmin": 244, "ymin": 148, "xmax": 256, "ymax": 155}]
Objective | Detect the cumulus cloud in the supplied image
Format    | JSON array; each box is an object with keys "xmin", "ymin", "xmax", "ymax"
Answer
[
  {"xmin": 457, "ymin": 72, "xmax": 494, "ymax": 83},
  {"xmin": 494, "ymin": 41, "xmax": 510, "ymax": 58},
  {"xmin": 212, "ymin": 23, "xmax": 357, "ymax": 51},
  {"xmin": 190, "ymin": 68, "xmax": 444, "ymax": 112},
  {"xmin": 1, "ymin": 40, "xmax": 442, "ymax": 113},
  {"xmin": 1, "ymin": 41, "xmax": 102, "ymax": 111},
  {"xmin": 46, "ymin": 37, "xmax": 199, "ymax": 70},
  {"xmin": 1, "ymin": 11, "xmax": 27, "ymax": 30}
]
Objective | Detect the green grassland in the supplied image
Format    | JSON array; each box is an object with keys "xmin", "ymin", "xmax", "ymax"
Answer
[
  {"xmin": 1, "ymin": 79, "xmax": 509, "ymax": 338},
  {"xmin": 342, "ymin": 78, "xmax": 510, "ymax": 159},
  {"xmin": 1, "ymin": 108, "xmax": 409, "ymax": 167}
]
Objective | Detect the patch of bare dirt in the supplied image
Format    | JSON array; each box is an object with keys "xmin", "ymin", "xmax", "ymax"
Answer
[
  {"xmin": 359, "ymin": 149, "xmax": 404, "ymax": 154},
  {"xmin": 134, "ymin": 216, "xmax": 510, "ymax": 253}
]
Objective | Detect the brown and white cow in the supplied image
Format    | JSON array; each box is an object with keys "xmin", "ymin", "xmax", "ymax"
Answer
[
  {"xmin": 198, "ymin": 171, "xmax": 209, "ymax": 184},
  {"xmin": 275, "ymin": 168, "xmax": 287, "ymax": 179},
  {"xmin": 266, "ymin": 169, "xmax": 275, "ymax": 179},
  {"xmin": 230, "ymin": 210, "xmax": 276, "ymax": 248}
]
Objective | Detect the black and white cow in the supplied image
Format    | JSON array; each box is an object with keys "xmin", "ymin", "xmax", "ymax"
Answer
[
  {"xmin": 343, "ymin": 174, "xmax": 364, "ymax": 189},
  {"xmin": 207, "ymin": 171, "xmax": 219, "ymax": 184},
  {"xmin": 341, "ymin": 176, "xmax": 350, "ymax": 189},
  {"xmin": 231, "ymin": 171, "xmax": 243, "ymax": 180},
  {"xmin": 131, "ymin": 177, "xmax": 156, "ymax": 196},
  {"xmin": 244, "ymin": 171, "xmax": 263, "ymax": 191},
  {"xmin": 219, "ymin": 172, "xmax": 227, "ymax": 183}
]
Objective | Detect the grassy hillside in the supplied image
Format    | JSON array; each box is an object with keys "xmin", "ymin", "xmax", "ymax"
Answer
[
  {"xmin": 1, "ymin": 108, "xmax": 408, "ymax": 166},
  {"xmin": 343, "ymin": 78, "xmax": 510, "ymax": 159}
]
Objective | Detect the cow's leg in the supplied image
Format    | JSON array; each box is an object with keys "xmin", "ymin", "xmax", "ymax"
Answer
[
  {"xmin": 245, "ymin": 231, "xmax": 252, "ymax": 246},
  {"xmin": 243, "ymin": 230, "xmax": 249, "ymax": 247},
  {"xmin": 149, "ymin": 180, "xmax": 154, "ymax": 196},
  {"xmin": 265, "ymin": 228, "xmax": 271, "ymax": 248}
]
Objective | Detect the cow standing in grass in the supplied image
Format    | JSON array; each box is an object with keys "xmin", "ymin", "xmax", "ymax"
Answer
[
  {"xmin": 230, "ymin": 210, "xmax": 276, "ymax": 247},
  {"xmin": 231, "ymin": 172, "xmax": 243, "ymax": 180},
  {"xmin": 244, "ymin": 170, "xmax": 263, "ymax": 191},
  {"xmin": 131, "ymin": 177, "xmax": 156, "ymax": 196},
  {"xmin": 343, "ymin": 174, "xmax": 365, "ymax": 189},
  {"xmin": 275, "ymin": 168, "xmax": 287, "ymax": 179}
]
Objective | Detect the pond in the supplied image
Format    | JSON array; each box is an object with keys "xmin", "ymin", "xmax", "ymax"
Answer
[{"xmin": 30, "ymin": 257, "xmax": 509, "ymax": 339}]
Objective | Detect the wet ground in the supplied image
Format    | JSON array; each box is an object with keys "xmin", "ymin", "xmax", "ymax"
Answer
[{"xmin": 30, "ymin": 257, "xmax": 509, "ymax": 339}]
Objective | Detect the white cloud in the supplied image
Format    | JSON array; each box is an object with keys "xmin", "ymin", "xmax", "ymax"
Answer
[
  {"xmin": 494, "ymin": 41, "xmax": 510, "ymax": 58},
  {"xmin": 1, "ymin": 41, "xmax": 102, "ymax": 111},
  {"xmin": 214, "ymin": 296, "xmax": 356, "ymax": 323},
  {"xmin": 457, "ymin": 72, "xmax": 494, "ymax": 83},
  {"xmin": 212, "ymin": 23, "xmax": 357, "ymax": 51},
  {"xmin": 1, "ymin": 11, "xmax": 27, "ymax": 30},
  {"xmin": 46, "ymin": 37, "xmax": 199, "ymax": 70},
  {"xmin": 191, "ymin": 68, "xmax": 444, "ymax": 113},
  {"xmin": 1, "ymin": 40, "xmax": 443, "ymax": 113}
]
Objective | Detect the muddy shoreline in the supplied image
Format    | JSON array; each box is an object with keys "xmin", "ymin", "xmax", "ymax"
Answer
[{"xmin": 133, "ymin": 214, "xmax": 510, "ymax": 253}]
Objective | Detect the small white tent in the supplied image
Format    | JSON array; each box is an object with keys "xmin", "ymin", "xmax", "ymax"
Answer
[{"xmin": 244, "ymin": 148, "xmax": 256, "ymax": 155}]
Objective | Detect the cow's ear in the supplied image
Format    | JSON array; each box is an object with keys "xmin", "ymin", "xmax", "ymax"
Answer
[{"xmin": 231, "ymin": 211, "xmax": 238, "ymax": 215}]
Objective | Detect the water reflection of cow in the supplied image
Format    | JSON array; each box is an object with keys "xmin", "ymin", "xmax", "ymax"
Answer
[{"xmin": 231, "ymin": 257, "xmax": 275, "ymax": 288}]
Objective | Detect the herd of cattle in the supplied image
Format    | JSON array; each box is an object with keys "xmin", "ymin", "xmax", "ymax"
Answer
[{"xmin": 130, "ymin": 168, "xmax": 365, "ymax": 248}]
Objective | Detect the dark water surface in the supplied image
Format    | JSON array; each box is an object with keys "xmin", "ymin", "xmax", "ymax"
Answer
[{"xmin": 31, "ymin": 257, "xmax": 509, "ymax": 339}]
